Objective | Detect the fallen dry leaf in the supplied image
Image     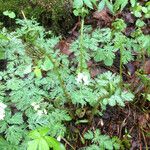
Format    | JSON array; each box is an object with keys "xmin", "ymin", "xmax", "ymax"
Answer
[
  {"xmin": 143, "ymin": 60, "xmax": 150, "ymax": 74},
  {"xmin": 57, "ymin": 40, "xmax": 72, "ymax": 56},
  {"xmin": 93, "ymin": 9, "xmax": 112, "ymax": 23}
]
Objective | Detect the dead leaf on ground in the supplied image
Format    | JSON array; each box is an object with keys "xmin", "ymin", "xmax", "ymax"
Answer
[
  {"xmin": 138, "ymin": 114, "xmax": 149, "ymax": 128},
  {"xmin": 57, "ymin": 40, "xmax": 72, "ymax": 56},
  {"xmin": 143, "ymin": 59, "xmax": 150, "ymax": 74},
  {"xmin": 93, "ymin": 9, "xmax": 112, "ymax": 24}
]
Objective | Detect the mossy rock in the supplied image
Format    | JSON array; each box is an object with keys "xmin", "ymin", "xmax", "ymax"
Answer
[{"xmin": 0, "ymin": 0, "xmax": 75, "ymax": 34}]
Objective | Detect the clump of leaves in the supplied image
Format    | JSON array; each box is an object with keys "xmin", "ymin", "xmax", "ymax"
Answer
[
  {"xmin": 71, "ymin": 23, "xmax": 135, "ymax": 67},
  {"xmin": 83, "ymin": 129, "xmax": 121, "ymax": 150},
  {"xmin": 27, "ymin": 127, "xmax": 65, "ymax": 150},
  {"xmin": 0, "ymin": 19, "xmax": 135, "ymax": 149}
]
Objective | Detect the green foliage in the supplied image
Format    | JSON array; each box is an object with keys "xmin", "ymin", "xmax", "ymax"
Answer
[
  {"xmin": 96, "ymin": 72, "xmax": 134, "ymax": 108},
  {"xmin": 84, "ymin": 129, "xmax": 121, "ymax": 150},
  {"xmin": 113, "ymin": 0, "xmax": 128, "ymax": 12},
  {"xmin": 71, "ymin": 25, "xmax": 134, "ymax": 67},
  {"xmin": 3, "ymin": 10, "xmax": 16, "ymax": 19},
  {"xmin": 98, "ymin": 0, "xmax": 113, "ymax": 13},
  {"xmin": 0, "ymin": 18, "xmax": 135, "ymax": 148},
  {"xmin": 27, "ymin": 127, "xmax": 65, "ymax": 150},
  {"xmin": 73, "ymin": 0, "xmax": 96, "ymax": 9},
  {"xmin": 0, "ymin": 136, "xmax": 19, "ymax": 150},
  {"xmin": 132, "ymin": 1, "xmax": 150, "ymax": 18},
  {"xmin": 131, "ymin": 28, "xmax": 150, "ymax": 57}
]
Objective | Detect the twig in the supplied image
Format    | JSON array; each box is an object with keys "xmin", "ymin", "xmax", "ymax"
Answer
[
  {"xmin": 21, "ymin": 10, "xmax": 27, "ymax": 20},
  {"xmin": 141, "ymin": 127, "xmax": 148, "ymax": 150},
  {"xmin": 61, "ymin": 137, "xmax": 75, "ymax": 150}
]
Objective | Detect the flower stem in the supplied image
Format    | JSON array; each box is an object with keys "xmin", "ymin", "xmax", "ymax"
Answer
[
  {"xmin": 79, "ymin": 18, "xmax": 84, "ymax": 72},
  {"xmin": 120, "ymin": 46, "xmax": 123, "ymax": 86}
]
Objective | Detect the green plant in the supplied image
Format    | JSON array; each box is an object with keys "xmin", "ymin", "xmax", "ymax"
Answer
[
  {"xmin": 132, "ymin": 1, "xmax": 150, "ymax": 18},
  {"xmin": 131, "ymin": 28, "xmax": 150, "ymax": 62},
  {"xmin": 83, "ymin": 129, "xmax": 121, "ymax": 150},
  {"xmin": 112, "ymin": 19, "xmax": 135, "ymax": 81},
  {"xmin": 0, "ymin": 18, "xmax": 135, "ymax": 149},
  {"xmin": 73, "ymin": 0, "xmax": 97, "ymax": 72},
  {"xmin": 3, "ymin": 10, "xmax": 16, "ymax": 19},
  {"xmin": 27, "ymin": 127, "xmax": 65, "ymax": 150},
  {"xmin": 98, "ymin": 0, "xmax": 137, "ymax": 14}
]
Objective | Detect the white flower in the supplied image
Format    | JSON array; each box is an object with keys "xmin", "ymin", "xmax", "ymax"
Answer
[
  {"xmin": 57, "ymin": 136, "xmax": 61, "ymax": 141},
  {"xmin": 43, "ymin": 109, "xmax": 47, "ymax": 115},
  {"xmin": 33, "ymin": 104, "xmax": 40, "ymax": 111},
  {"xmin": 0, "ymin": 102, "xmax": 7, "ymax": 120},
  {"xmin": 0, "ymin": 102, "xmax": 7, "ymax": 109},
  {"xmin": 31, "ymin": 102, "xmax": 36, "ymax": 107},
  {"xmin": 37, "ymin": 110, "xmax": 43, "ymax": 116},
  {"xmin": 0, "ymin": 113, "xmax": 5, "ymax": 120},
  {"xmin": 76, "ymin": 72, "xmax": 90, "ymax": 85},
  {"xmin": 31, "ymin": 102, "xmax": 40, "ymax": 111}
]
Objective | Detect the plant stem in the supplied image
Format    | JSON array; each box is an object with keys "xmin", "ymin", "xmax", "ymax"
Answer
[
  {"xmin": 30, "ymin": 43, "xmax": 72, "ymax": 104},
  {"xmin": 79, "ymin": 18, "xmax": 84, "ymax": 72},
  {"xmin": 120, "ymin": 46, "xmax": 123, "ymax": 86},
  {"xmin": 91, "ymin": 94, "xmax": 110, "ymax": 120},
  {"xmin": 47, "ymin": 54, "xmax": 71, "ymax": 103}
]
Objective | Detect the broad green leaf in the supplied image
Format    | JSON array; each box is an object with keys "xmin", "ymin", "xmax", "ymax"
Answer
[
  {"xmin": 3, "ymin": 11, "xmax": 16, "ymax": 19},
  {"xmin": 29, "ymin": 130, "xmax": 41, "ymax": 139},
  {"xmin": 73, "ymin": 0, "xmax": 83, "ymax": 9},
  {"xmin": 83, "ymin": 0, "xmax": 93, "ymax": 9},
  {"xmin": 34, "ymin": 67, "xmax": 42, "ymax": 79},
  {"xmin": 38, "ymin": 138, "xmax": 49, "ymax": 150},
  {"xmin": 109, "ymin": 98, "xmax": 116, "ymax": 106},
  {"xmin": 0, "ymin": 51, "xmax": 5, "ymax": 60},
  {"xmin": 135, "ymin": 19, "xmax": 145, "ymax": 27},
  {"xmin": 73, "ymin": 9, "xmax": 80, "ymax": 16},
  {"xmin": 120, "ymin": 0, "xmax": 128, "ymax": 11},
  {"xmin": 59, "ymin": 143, "xmax": 66, "ymax": 150},
  {"xmin": 130, "ymin": 0, "xmax": 136, "ymax": 7},
  {"xmin": 98, "ymin": 0, "xmax": 105, "ymax": 12},
  {"xmin": 27, "ymin": 139, "xmax": 39, "ymax": 150},
  {"xmin": 147, "ymin": 94, "xmax": 150, "ymax": 101},
  {"xmin": 114, "ymin": 0, "xmax": 128, "ymax": 12},
  {"xmin": 142, "ymin": 7, "xmax": 148, "ymax": 13},
  {"xmin": 45, "ymin": 136, "xmax": 66, "ymax": 150},
  {"xmin": 38, "ymin": 127, "xmax": 49, "ymax": 136},
  {"xmin": 0, "ymin": 33, "xmax": 9, "ymax": 40},
  {"xmin": 134, "ymin": 11, "xmax": 142, "ymax": 17},
  {"xmin": 42, "ymin": 56, "xmax": 53, "ymax": 71},
  {"xmin": 106, "ymin": 0, "xmax": 114, "ymax": 14},
  {"xmin": 104, "ymin": 58, "xmax": 113, "ymax": 66}
]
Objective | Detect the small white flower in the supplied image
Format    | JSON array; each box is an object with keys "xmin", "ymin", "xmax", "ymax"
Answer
[
  {"xmin": 57, "ymin": 136, "xmax": 61, "ymax": 141},
  {"xmin": 43, "ymin": 109, "xmax": 47, "ymax": 114},
  {"xmin": 0, "ymin": 102, "xmax": 7, "ymax": 109},
  {"xmin": 37, "ymin": 110, "xmax": 43, "ymax": 116},
  {"xmin": 0, "ymin": 102, "xmax": 7, "ymax": 120},
  {"xmin": 33, "ymin": 104, "xmax": 40, "ymax": 111},
  {"xmin": 82, "ymin": 75, "xmax": 90, "ymax": 85},
  {"xmin": 0, "ymin": 113, "xmax": 5, "ymax": 120},
  {"xmin": 31, "ymin": 102, "xmax": 36, "ymax": 107},
  {"xmin": 76, "ymin": 73, "xmax": 84, "ymax": 83},
  {"xmin": 76, "ymin": 72, "xmax": 90, "ymax": 85}
]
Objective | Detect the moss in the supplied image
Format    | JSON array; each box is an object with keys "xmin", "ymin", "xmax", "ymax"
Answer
[{"xmin": 0, "ymin": 0, "xmax": 75, "ymax": 34}]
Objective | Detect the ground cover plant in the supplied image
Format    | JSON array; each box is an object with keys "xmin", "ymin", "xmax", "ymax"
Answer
[{"xmin": 0, "ymin": 0, "xmax": 150, "ymax": 150}]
